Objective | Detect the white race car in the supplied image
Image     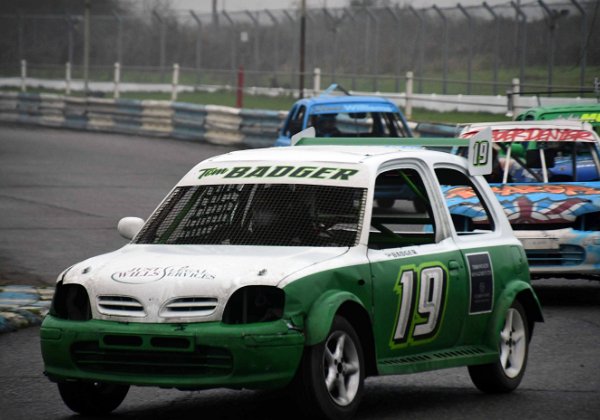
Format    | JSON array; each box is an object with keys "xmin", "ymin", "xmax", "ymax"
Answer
[{"xmin": 41, "ymin": 133, "xmax": 542, "ymax": 420}]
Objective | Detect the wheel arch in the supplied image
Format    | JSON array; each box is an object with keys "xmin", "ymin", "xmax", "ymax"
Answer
[
  {"xmin": 304, "ymin": 290, "xmax": 378, "ymax": 376},
  {"xmin": 336, "ymin": 301, "xmax": 378, "ymax": 377},
  {"xmin": 485, "ymin": 280, "xmax": 543, "ymax": 348},
  {"xmin": 515, "ymin": 287, "xmax": 544, "ymax": 336}
]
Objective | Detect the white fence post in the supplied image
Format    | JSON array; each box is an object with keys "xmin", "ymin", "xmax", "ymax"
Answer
[
  {"xmin": 313, "ymin": 67, "xmax": 321, "ymax": 95},
  {"xmin": 113, "ymin": 62, "xmax": 121, "ymax": 99},
  {"xmin": 405, "ymin": 71, "xmax": 414, "ymax": 120},
  {"xmin": 65, "ymin": 62, "xmax": 71, "ymax": 96},
  {"xmin": 171, "ymin": 63, "xmax": 180, "ymax": 102},
  {"xmin": 20, "ymin": 59, "xmax": 27, "ymax": 93}
]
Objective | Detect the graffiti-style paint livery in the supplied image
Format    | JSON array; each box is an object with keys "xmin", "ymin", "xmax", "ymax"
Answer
[
  {"xmin": 41, "ymin": 141, "xmax": 541, "ymax": 419},
  {"xmin": 459, "ymin": 120, "xmax": 600, "ymax": 280}
]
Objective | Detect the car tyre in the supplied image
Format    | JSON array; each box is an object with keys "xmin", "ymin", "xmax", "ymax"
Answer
[
  {"xmin": 58, "ymin": 381, "xmax": 129, "ymax": 415},
  {"xmin": 292, "ymin": 315, "xmax": 365, "ymax": 420},
  {"xmin": 468, "ymin": 300, "xmax": 530, "ymax": 393}
]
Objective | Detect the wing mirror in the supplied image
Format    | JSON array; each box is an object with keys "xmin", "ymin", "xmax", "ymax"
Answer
[{"xmin": 117, "ymin": 217, "xmax": 145, "ymax": 240}]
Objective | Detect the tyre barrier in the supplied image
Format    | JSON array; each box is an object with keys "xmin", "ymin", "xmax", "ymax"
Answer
[
  {"xmin": 0, "ymin": 92, "xmax": 286, "ymax": 148},
  {"xmin": 0, "ymin": 285, "xmax": 53, "ymax": 333},
  {"xmin": 0, "ymin": 92, "xmax": 458, "ymax": 147}
]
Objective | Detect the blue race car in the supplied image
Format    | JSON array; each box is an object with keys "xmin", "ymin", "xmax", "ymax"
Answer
[{"xmin": 275, "ymin": 84, "xmax": 412, "ymax": 146}]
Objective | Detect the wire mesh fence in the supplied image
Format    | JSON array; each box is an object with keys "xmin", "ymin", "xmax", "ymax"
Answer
[{"xmin": 0, "ymin": 1, "xmax": 598, "ymax": 96}]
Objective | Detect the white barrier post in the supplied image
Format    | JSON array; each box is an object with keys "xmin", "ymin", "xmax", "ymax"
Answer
[
  {"xmin": 506, "ymin": 77, "xmax": 520, "ymax": 118},
  {"xmin": 405, "ymin": 71, "xmax": 414, "ymax": 120},
  {"xmin": 20, "ymin": 59, "xmax": 27, "ymax": 92},
  {"xmin": 65, "ymin": 62, "xmax": 71, "ymax": 96},
  {"xmin": 313, "ymin": 67, "xmax": 321, "ymax": 95},
  {"xmin": 171, "ymin": 63, "xmax": 180, "ymax": 102},
  {"xmin": 512, "ymin": 78, "xmax": 520, "ymax": 95},
  {"xmin": 113, "ymin": 62, "xmax": 121, "ymax": 99}
]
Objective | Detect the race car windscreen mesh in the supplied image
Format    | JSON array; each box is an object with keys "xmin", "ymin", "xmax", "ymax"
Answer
[{"xmin": 134, "ymin": 184, "xmax": 366, "ymax": 247}]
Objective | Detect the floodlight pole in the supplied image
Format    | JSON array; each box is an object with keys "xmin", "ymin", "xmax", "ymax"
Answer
[
  {"xmin": 284, "ymin": 10, "xmax": 297, "ymax": 90},
  {"xmin": 299, "ymin": 0, "xmax": 306, "ymax": 98},
  {"xmin": 83, "ymin": 0, "xmax": 90, "ymax": 95}
]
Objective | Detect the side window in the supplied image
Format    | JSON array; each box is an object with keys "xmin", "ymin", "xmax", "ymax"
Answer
[
  {"xmin": 435, "ymin": 168, "xmax": 495, "ymax": 235},
  {"xmin": 286, "ymin": 105, "xmax": 306, "ymax": 137},
  {"xmin": 369, "ymin": 168, "xmax": 436, "ymax": 249}
]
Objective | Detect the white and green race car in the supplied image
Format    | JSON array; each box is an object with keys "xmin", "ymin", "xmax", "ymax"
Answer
[{"xmin": 41, "ymin": 133, "xmax": 542, "ymax": 420}]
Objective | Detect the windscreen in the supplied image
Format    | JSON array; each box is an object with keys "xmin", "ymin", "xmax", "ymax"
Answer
[
  {"xmin": 309, "ymin": 112, "xmax": 409, "ymax": 137},
  {"xmin": 135, "ymin": 184, "xmax": 366, "ymax": 247},
  {"xmin": 460, "ymin": 128, "xmax": 600, "ymax": 183}
]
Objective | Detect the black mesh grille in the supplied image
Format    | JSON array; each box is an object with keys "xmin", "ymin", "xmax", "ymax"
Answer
[
  {"xmin": 135, "ymin": 184, "xmax": 366, "ymax": 247},
  {"xmin": 71, "ymin": 341, "xmax": 233, "ymax": 376}
]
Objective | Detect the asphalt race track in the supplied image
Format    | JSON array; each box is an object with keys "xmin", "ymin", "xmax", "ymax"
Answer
[{"xmin": 0, "ymin": 124, "xmax": 599, "ymax": 419}]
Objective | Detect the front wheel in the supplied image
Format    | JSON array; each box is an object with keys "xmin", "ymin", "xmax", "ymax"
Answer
[
  {"xmin": 469, "ymin": 300, "xmax": 530, "ymax": 393},
  {"xmin": 58, "ymin": 381, "xmax": 129, "ymax": 415},
  {"xmin": 292, "ymin": 316, "xmax": 365, "ymax": 420}
]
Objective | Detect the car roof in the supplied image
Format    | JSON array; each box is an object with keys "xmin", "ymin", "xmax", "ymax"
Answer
[
  {"xmin": 516, "ymin": 103, "xmax": 600, "ymax": 126},
  {"xmin": 519, "ymin": 103, "xmax": 600, "ymax": 114},
  {"xmin": 207, "ymin": 145, "xmax": 467, "ymax": 167},
  {"xmin": 293, "ymin": 93, "xmax": 397, "ymax": 108},
  {"xmin": 177, "ymin": 145, "xmax": 468, "ymax": 188},
  {"xmin": 459, "ymin": 120, "xmax": 600, "ymax": 143}
]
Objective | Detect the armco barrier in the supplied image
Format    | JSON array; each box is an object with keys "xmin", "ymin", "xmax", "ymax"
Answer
[{"xmin": 0, "ymin": 92, "xmax": 457, "ymax": 145}]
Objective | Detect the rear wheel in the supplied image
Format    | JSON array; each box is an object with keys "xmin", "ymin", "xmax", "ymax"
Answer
[
  {"xmin": 469, "ymin": 300, "xmax": 530, "ymax": 393},
  {"xmin": 58, "ymin": 381, "xmax": 129, "ymax": 415},
  {"xmin": 292, "ymin": 316, "xmax": 365, "ymax": 420}
]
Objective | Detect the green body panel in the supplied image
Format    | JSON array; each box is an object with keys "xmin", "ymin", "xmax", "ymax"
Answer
[
  {"xmin": 303, "ymin": 289, "xmax": 367, "ymax": 345},
  {"xmin": 370, "ymin": 242, "xmax": 532, "ymax": 372},
  {"xmin": 283, "ymin": 261, "xmax": 373, "ymax": 346},
  {"xmin": 369, "ymin": 249, "xmax": 467, "ymax": 360},
  {"xmin": 40, "ymin": 316, "xmax": 304, "ymax": 389}
]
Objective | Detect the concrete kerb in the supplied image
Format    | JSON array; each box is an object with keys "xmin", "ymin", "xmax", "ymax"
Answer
[{"xmin": 0, "ymin": 284, "xmax": 53, "ymax": 333}]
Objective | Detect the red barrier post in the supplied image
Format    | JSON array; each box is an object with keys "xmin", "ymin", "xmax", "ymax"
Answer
[{"xmin": 236, "ymin": 65, "xmax": 244, "ymax": 108}]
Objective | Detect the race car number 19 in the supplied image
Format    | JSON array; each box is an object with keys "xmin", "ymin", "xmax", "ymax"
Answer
[{"xmin": 391, "ymin": 263, "xmax": 448, "ymax": 348}]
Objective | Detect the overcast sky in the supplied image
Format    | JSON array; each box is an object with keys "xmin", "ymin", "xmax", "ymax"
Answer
[{"xmin": 170, "ymin": 0, "xmax": 513, "ymax": 13}]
